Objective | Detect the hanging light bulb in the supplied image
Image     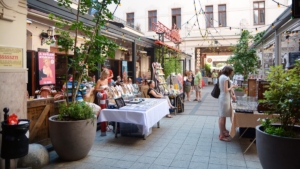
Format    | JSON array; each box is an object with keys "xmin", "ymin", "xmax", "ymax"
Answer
[
  {"xmin": 296, "ymin": 31, "xmax": 299, "ymax": 34},
  {"xmin": 272, "ymin": 23, "xmax": 274, "ymax": 29},
  {"xmin": 277, "ymin": 3, "xmax": 280, "ymax": 8},
  {"xmin": 229, "ymin": 27, "xmax": 231, "ymax": 30},
  {"xmin": 256, "ymin": 28, "xmax": 258, "ymax": 32},
  {"xmin": 241, "ymin": 29, "xmax": 244, "ymax": 32}
]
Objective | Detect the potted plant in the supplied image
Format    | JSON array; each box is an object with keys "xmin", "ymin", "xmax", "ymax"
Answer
[
  {"xmin": 234, "ymin": 87, "xmax": 245, "ymax": 96},
  {"xmin": 256, "ymin": 61, "xmax": 300, "ymax": 169},
  {"xmin": 227, "ymin": 30, "xmax": 259, "ymax": 82},
  {"xmin": 48, "ymin": 0, "xmax": 118, "ymax": 161}
]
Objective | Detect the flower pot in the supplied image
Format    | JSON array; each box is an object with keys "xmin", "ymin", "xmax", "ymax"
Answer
[
  {"xmin": 234, "ymin": 91, "xmax": 245, "ymax": 97},
  {"xmin": 49, "ymin": 115, "xmax": 96, "ymax": 161},
  {"xmin": 256, "ymin": 125, "xmax": 300, "ymax": 169}
]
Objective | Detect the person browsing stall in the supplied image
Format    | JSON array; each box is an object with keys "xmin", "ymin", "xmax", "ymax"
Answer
[
  {"xmin": 101, "ymin": 65, "xmax": 113, "ymax": 86},
  {"xmin": 218, "ymin": 66, "xmax": 238, "ymax": 142},
  {"xmin": 147, "ymin": 80, "xmax": 176, "ymax": 118}
]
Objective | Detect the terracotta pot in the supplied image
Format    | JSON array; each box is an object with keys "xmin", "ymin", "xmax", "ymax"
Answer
[
  {"xmin": 49, "ymin": 115, "xmax": 96, "ymax": 161},
  {"xmin": 256, "ymin": 125, "xmax": 300, "ymax": 169}
]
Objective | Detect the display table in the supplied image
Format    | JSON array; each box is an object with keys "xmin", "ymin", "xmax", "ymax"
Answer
[
  {"xmin": 98, "ymin": 98, "xmax": 169, "ymax": 138},
  {"xmin": 230, "ymin": 111, "xmax": 278, "ymax": 153}
]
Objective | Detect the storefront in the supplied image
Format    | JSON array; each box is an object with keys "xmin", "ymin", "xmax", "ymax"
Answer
[
  {"xmin": 26, "ymin": 0, "xmax": 157, "ymax": 95},
  {"xmin": 251, "ymin": 6, "xmax": 300, "ymax": 77}
]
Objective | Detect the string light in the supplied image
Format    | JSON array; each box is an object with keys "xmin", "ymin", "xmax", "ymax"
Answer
[
  {"xmin": 277, "ymin": 3, "xmax": 280, "ymax": 8},
  {"xmin": 229, "ymin": 27, "xmax": 231, "ymax": 30},
  {"xmin": 272, "ymin": 23, "xmax": 274, "ymax": 28},
  {"xmin": 256, "ymin": 28, "xmax": 258, "ymax": 32}
]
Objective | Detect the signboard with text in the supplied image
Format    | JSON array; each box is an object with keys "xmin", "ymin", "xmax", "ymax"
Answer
[
  {"xmin": 0, "ymin": 46, "xmax": 23, "ymax": 68},
  {"xmin": 38, "ymin": 52, "xmax": 56, "ymax": 85}
]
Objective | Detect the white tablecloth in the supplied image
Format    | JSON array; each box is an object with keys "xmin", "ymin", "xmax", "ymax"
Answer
[{"xmin": 98, "ymin": 98, "xmax": 169, "ymax": 135}]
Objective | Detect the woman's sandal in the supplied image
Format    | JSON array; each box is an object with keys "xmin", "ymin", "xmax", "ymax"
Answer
[
  {"xmin": 219, "ymin": 135, "xmax": 231, "ymax": 142},
  {"xmin": 223, "ymin": 130, "xmax": 230, "ymax": 137},
  {"xmin": 165, "ymin": 114, "xmax": 172, "ymax": 118}
]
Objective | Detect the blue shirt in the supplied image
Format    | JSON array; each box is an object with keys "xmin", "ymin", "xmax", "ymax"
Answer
[{"xmin": 67, "ymin": 81, "xmax": 87, "ymax": 102}]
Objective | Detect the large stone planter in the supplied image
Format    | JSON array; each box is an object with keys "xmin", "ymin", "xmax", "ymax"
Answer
[
  {"xmin": 256, "ymin": 125, "xmax": 300, "ymax": 169},
  {"xmin": 49, "ymin": 115, "xmax": 96, "ymax": 161}
]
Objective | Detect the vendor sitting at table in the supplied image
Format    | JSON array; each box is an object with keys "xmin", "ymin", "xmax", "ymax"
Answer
[{"xmin": 147, "ymin": 80, "xmax": 176, "ymax": 118}]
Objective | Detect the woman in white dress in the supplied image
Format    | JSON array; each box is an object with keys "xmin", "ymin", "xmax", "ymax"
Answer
[{"xmin": 218, "ymin": 66, "xmax": 237, "ymax": 142}]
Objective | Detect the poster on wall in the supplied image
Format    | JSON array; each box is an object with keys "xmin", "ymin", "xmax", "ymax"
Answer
[
  {"xmin": 122, "ymin": 60, "xmax": 128, "ymax": 80},
  {"xmin": 38, "ymin": 52, "xmax": 56, "ymax": 85},
  {"xmin": 0, "ymin": 46, "xmax": 23, "ymax": 68}
]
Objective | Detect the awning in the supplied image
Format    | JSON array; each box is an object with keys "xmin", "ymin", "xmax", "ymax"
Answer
[{"xmin": 154, "ymin": 40, "xmax": 181, "ymax": 52}]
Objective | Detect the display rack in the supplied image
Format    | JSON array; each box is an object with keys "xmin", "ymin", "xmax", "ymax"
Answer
[{"xmin": 152, "ymin": 62, "xmax": 168, "ymax": 94}]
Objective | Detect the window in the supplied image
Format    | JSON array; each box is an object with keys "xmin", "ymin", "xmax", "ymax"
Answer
[
  {"xmin": 172, "ymin": 8, "xmax": 181, "ymax": 29},
  {"xmin": 148, "ymin": 10, "xmax": 157, "ymax": 31},
  {"xmin": 205, "ymin": 6, "xmax": 213, "ymax": 28},
  {"xmin": 127, "ymin": 13, "xmax": 134, "ymax": 28},
  {"xmin": 218, "ymin": 5, "xmax": 226, "ymax": 27},
  {"xmin": 253, "ymin": 2, "xmax": 265, "ymax": 25}
]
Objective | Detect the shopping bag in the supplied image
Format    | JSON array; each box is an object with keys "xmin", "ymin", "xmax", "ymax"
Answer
[{"xmin": 202, "ymin": 79, "xmax": 205, "ymax": 87}]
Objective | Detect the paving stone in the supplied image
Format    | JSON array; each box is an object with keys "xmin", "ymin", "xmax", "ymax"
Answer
[
  {"xmin": 170, "ymin": 159, "xmax": 190, "ymax": 168},
  {"xmin": 112, "ymin": 160, "xmax": 134, "ymax": 168},
  {"xmin": 130, "ymin": 162, "xmax": 152, "ymax": 169},
  {"xmin": 188, "ymin": 161, "xmax": 209, "ymax": 169},
  {"xmin": 137, "ymin": 156, "xmax": 156, "ymax": 164}
]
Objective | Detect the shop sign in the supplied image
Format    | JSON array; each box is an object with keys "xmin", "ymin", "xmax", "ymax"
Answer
[
  {"xmin": 207, "ymin": 58, "xmax": 212, "ymax": 63},
  {"xmin": 0, "ymin": 46, "xmax": 23, "ymax": 68},
  {"xmin": 122, "ymin": 60, "xmax": 128, "ymax": 80},
  {"xmin": 38, "ymin": 52, "xmax": 56, "ymax": 85}
]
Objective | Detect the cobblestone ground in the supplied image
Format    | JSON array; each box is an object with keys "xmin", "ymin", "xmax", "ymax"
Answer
[{"xmin": 43, "ymin": 85, "xmax": 262, "ymax": 169}]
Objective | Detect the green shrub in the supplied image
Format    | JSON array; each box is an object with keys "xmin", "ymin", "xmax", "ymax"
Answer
[{"xmin": 58, "ymin": 102, "xmax": 95, "ymax": 121}]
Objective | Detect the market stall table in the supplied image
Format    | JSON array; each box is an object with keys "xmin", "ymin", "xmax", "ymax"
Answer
[
  {"xmin": 230, "ymin": 111, "xmax": 278, "ymax": 153},
  {"xmin": 98, "ymin": 98, "xmax": 169, "ymax": 139}
]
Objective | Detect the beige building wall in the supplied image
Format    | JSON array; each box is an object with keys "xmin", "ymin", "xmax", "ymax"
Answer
[
  {"xmin": 0, "ymin": 0, "xmax": 28, "ymax": 122},
  {"xmin": 0, "ymin": 0, "xmax": 28, "ymax": 167}
]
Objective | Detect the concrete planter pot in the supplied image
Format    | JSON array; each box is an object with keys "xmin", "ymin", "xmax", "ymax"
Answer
[
  {"xmin": 256, "ymin": 125, "xmax": 300, "ymax": 169},
  {"xmin": 234, "ymin": 91, "xmax": 245, "ymax": 97},
  {"xmin": 49, "ymin": 115, "xmax": 96, "ymax": 161}
]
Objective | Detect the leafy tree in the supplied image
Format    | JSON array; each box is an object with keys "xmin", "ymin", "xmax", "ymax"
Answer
[
  {"xmin": 253, "ymin": 30, "xmax": 266, "ymax": 44},
  {"xmin": 155, "ymin": 47, "xmax": 182, "ymax": 78},
  {"xmin": 227, "ymin": 30, "xmax": 259, "ymax": 81},
  {"xmin": 49, "ymin": 0, "xmax": 118, "ymax": 103}
]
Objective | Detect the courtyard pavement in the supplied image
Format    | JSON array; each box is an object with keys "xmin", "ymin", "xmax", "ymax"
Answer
[{"xmin": 43, "ymin": 85, "xmax": 262, "ymax": 169}]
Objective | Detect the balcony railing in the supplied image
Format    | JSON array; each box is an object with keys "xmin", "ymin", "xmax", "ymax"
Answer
[{"xmin": 112, "ymin": 15, "xmax": 143, "ymax": 34}]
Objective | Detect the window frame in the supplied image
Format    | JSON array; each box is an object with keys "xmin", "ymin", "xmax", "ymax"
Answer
[
  {"xmin": 253, "ymin": 1, "xmax": 265, "ymax": 25},
  {"xmin": 205, "ymin": 5, "xmax": 214, "ymax": 28},
  {"xmin": 148, "ymin": 10, "xmax": 157, "ymax": 31},
  {"xmin": 126, "ymin": 12, "xmax": 135, "ymax": 28},
  {"xmin": 171, "ymin": 8, "xmax": 181, "ymax": 29},
  {"xmin": 218, "ymin": 4, "xmax": 226, "ymax": 27}
]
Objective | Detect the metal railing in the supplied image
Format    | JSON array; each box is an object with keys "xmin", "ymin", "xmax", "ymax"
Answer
[{"xmin": 112, "ymin": 15, "xmax": 143, "ymax": 34}]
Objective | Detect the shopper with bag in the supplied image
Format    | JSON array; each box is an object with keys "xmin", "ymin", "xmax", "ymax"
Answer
[
  {"xmin": 184, "ymin": 71, "xmax": 192, "ymax": 101},
  {"xmin": 218, "ymin": 66, "xmax": 237, "ymax": 142}
]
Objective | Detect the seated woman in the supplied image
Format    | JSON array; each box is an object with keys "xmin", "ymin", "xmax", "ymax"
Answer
[{"xmin": 147, "ymin": 80, "xmax": 176, "ymax": 118}]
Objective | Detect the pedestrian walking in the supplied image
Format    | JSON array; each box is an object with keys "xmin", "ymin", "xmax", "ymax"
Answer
[{"xmin": 193, "ymin": 68, "xmax": 202, "ymax": 102}]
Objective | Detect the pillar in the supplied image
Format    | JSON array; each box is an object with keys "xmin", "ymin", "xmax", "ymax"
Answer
[{"xmin": 132, "ymin": 41, "xmax": 136, "ymax": 83}]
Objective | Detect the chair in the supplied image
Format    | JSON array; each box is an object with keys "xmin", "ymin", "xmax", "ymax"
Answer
[{"xmin": 114, "ymin": 97, "xmax": 126, "ymax": 109}]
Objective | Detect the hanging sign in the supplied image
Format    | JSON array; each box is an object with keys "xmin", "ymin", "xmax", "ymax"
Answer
[
  {"xmin": 38, "ymin": 52, "xmax": 56, "ymax": 85},
  {"xmin": 0, "ymin": 46, "xmax": 23, "ymax": 68}
]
